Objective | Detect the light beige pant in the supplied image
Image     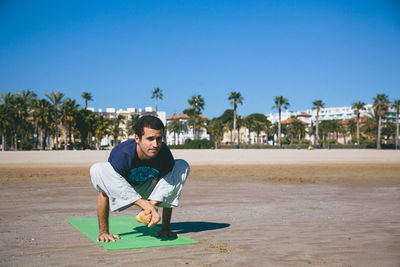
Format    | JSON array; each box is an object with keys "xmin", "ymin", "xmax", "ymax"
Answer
[{"xmin": 90, "ymin": 159, "xmax": 190, "ymax": 212}]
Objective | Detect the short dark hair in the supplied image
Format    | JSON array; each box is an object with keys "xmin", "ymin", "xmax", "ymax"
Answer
[{"xmin": 134, "ymin": 115, "xmax": 165, "ymax": 139}]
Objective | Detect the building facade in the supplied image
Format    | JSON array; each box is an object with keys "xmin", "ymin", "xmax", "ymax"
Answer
[
  {"xmin": 266, "ymin": 104, "xmax": 398, "ymax": 144},
  {"xmin": 89, "ymin": 106, "xmax": 166, "ymax": 147},
  {"xmin": 165, "ymin": 113, "xmax": 210, "ymax": 145}
]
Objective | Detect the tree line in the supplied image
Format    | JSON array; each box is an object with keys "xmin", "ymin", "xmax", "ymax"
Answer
[
  {"xmin": 0, "ymin": 88, "xmax": 399, "ymax": 151},
  {"xmin": 170, "ymin": 92, "xmax": 400, "ymax": 150}
]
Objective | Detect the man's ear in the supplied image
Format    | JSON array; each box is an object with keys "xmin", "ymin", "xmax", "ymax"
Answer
[{"xmin": 134, "ymin": 134, "xmax": 140, "ymax": 142}]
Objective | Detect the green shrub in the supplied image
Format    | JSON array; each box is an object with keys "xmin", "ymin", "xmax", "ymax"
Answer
[{"xmin": 169, "ymin": 139, "xmax": 213, "ymax": 149}]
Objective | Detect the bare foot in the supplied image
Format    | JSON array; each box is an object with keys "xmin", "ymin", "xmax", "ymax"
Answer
[
  {"xmin": 135, "ymin": 210, "xmax": 151, "ymax": 225},
  {"xmin": 156, "ymin": 230, "xmax": 178, "ymax": 238}
]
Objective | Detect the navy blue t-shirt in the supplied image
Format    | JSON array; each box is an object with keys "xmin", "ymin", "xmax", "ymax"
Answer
[{"xmin": 108, "ymin": 139, "xmax": 175, "ymax": 185}]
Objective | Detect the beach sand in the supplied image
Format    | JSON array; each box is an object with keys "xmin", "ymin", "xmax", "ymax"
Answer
[{"xmin": 0, "ymin": 150, "xmax": 399, "ymax": 266}]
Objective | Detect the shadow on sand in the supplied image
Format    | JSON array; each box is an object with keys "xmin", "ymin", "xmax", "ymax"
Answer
[{"xmin": 170, "ymin": 221, "xmax": 230, "ymax": 234}]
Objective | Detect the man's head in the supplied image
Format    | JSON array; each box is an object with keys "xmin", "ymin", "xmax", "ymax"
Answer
[
  {"xmin": 134, "ymin": 115, "xmax": 165, "ymax": 139},
  {"xmin": 134, "ymin": 116, "xmax": 165, "ymax": 160}
]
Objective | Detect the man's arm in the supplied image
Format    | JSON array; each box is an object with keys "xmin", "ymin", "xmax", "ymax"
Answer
[{"xmin": 96, "ymin": 192, "xmax": 120, "ymax": 242}]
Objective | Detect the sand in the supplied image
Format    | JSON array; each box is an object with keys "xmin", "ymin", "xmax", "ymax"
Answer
[{"xmin": 0, "ymin": 149, "xmax": 399, "ymax": 266}]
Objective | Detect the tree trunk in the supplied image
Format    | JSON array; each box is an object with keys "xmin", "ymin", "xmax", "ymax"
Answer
[
  {"xmin": 39, "ymin": 128, "xmax": 44, "ymax": 150},
  {"xmin": 238, "ymin": 128, "xmax": 241, "ymax": 145},
  {"xmin": 97, "ymin": 137, "xmax": 101, "ymax": 150},
  {"xmin": 278, "ymin": 110, "xmax": 281, "ymax": 147},
  {"xmin": 14, "ymin": 133, "xmax": 17, "ymax": 151},
  {"xmin": 396, "ymin": 111, "xmax": 399, "ymax": 150},
  {"xmin": 1, "ymin": 131, "xmax": 5, "ymax": 151},
  {"xmin": 88, "ymin": 132, "xmax": 92, "ymax": 149},
  {"xmin": 233, "ymin": 109, "xmax": 237, "ymax": 144},
  {"xmin": 315, "ymin": 113, "xmax": 319, "ymax": 145},
  {"xmin": 69, "ymin": 127, "xmax": 73, "ymax": 150},
  {"xmin": 193, "ymin": 116, "xmax": 197, "ymax": 141},
  {"xmin": 174, "ymin": 132, "xmax": 176, "ymax": 145},
  {"xmin": 55, "ymin": 118, "xmax": 59, "ymax": 150},
  {"xmin": 377, "ymin": 115, "xmax": 382, "ymax": 149},
  {"xmin": 64, "ymin": 129, "xmax": 68, "ymax": 150},
  {"xmin": 356, "ymin": 115, "xmax": 360, "ymax": 145}
]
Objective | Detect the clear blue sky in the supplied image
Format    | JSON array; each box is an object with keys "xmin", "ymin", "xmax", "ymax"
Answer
[{"xmin": 1, "ymin": 0, "xmax": 399, "ymax": 119}]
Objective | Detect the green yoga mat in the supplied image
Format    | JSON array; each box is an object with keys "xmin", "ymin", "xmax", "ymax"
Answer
[{"xmin": 66, "ymin": 216, "xmax": 198, "ymax": 250}]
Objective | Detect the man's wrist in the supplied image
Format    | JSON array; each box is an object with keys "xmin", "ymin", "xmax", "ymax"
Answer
[
  {"xmin": 149, "ymin": 200, "xmax": 159, "ymax": 206},
  {"xmin": 135, "ymin": 198, "xmax": 158, "ymax": 211}
]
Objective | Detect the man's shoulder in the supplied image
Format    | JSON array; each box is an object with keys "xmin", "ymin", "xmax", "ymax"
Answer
[
  {"xmin": 113, "ymin": 139, "xmax": 136, "ymax": 152},
  {"xmin": 110, "ymin": 140, "xmax": 136, "ymax": 160}
]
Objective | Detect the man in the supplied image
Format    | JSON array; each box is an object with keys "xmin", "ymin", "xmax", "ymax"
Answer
[{"xmin": 90, "ymin": 115, "xmax": 190, "ymax": 242}]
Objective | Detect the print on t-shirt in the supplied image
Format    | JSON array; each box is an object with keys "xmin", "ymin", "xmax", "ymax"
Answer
[{"xmin": 128, "ymin": 166, "xmax": 159, "ymax": 185}]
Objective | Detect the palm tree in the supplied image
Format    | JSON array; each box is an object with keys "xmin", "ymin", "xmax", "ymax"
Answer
[
  {"xmin": 273, "ymin": 96, "xmax": 290, "ymax": 147},
  {"xmin": 236, "ymin": 115, "xmax": 245, "ymax": 144},
  {"xmin": 362, "ymin": 111, "xmax": 378, "ymax": 141},
  {"xmin": 188, "ymin": 95, "xmax": 205, "ymax": 140},
  {"xmin": 392, "ymin": 100, "xmax": 400, "ymax": 150},
  {"xmin": 60, "ymin": 98, "xmax": 79, "ymax": 150},
  {"xmin": 246, "ymin": 113, "xmax": 270, "ymax": 145},
  {"xmin": 74, "ymin": 108, "xmax": 96, "ymax": 149},
  {"xmin": 347, "ymin": 119, "xmax": 357, "ymax": 143},
  {"xmin": 0, "ymin": 104, "xmax": 8, "ymax": 151},
  {"xmin": 126, "ymin": 114, "xmax": 140, "ymax": 137},
  {"xmin": 0, "ymin": 92, "xmax": 14, "ymax": 151},
  {"xmin": 46, "ymin": 91, "xmax": 65, "ymax": 149},
  {"xmin": 287, "ymin": 119, "xmax": 306, "ymax": 144},
  {"xmin": 151, "ymin": 88, "xmax": 163, "ymax": 112},
  {"xmin": 330, "ymin": 120, "xmax": 343, "ymax": 144},
  {"xmin": 94, "ymin": 114, "xmax": 111, "ymax": 150},
  {"xmin": 81, "ymin": 92, "xmax": 93, "ymax": 110},
  {"xmin": 253, "ymin": 121, "xmax": 266, "ymax": 144},
  {"xmin": 244, "ymin": 116, "xmax": 255, "ymax": 144},
  {"xmin": 352, "ymin": 101, "xmax": 366, "ymax": 145},
  {"xmin": 31, "ymin": 99, "xmax": 53, "ymax": 150},
  {"xmin": 312, "ymin": 100, "xmax": 324, "ymax": 146},
  {"xmin": 11, "ymin": 90, "xmax": 37, "ymax": 150},
  {"xmin": 228, "ymin": 92, "xmax": 244, "ymax": 144},
  {"xmin": 269, "ymin": 122, "xmax": 279, "ymax": 146},
  {"xmin": 207, "ymin": 118, "xmax": 224, "ymax": 148},
  {"xmin": 110, "ymin": 114, "xmax": 125, "ymax": 146},
  {"xmin": 167, "ymin": 118, "xmax": 181, "ymax": 145},
  {"xmin": 373, "ymin": 94, "xmax": 390, "ymax": 149}
]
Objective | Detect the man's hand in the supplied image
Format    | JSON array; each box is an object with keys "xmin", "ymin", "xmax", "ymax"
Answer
[
  {"xmin": 147, "ymin": 208, "xmax": 160, "ymax": 227},
  {"xmin": 97, "ymin": 233, "xmax": 120, "ymax": 243},
  {"xmin": 134, "ymin": 199, "xmax": 161, "ymax": 227}
]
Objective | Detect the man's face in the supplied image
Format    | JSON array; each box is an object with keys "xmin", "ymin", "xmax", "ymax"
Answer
[{"xmin": 135, "ymin": 127, "xmax": 163, "ymax": 160}]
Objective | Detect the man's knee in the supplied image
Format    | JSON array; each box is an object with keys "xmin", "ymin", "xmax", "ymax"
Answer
[
  {"xmin": 174, "ymin": 159, "xmax": 190, "ymax": 174},
  {"xmin": 171, "ymin": 159, "xmax": 190, "ymax": 184}
]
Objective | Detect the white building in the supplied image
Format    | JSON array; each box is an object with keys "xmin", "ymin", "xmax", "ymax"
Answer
[
  {"xmin": 165, "ymin": 113, "xmax": 210, "ymax": 145},
  {"xmin": 266, "ymin": 103, "xmax": 398, "ymax": 144},
  {"xmin": 90, "ymin": 106, "xmax": 166, "ymax": 147},
  {"xmin": 267, "ymin": 104, "xmax": 376, "ymax": 125}
]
